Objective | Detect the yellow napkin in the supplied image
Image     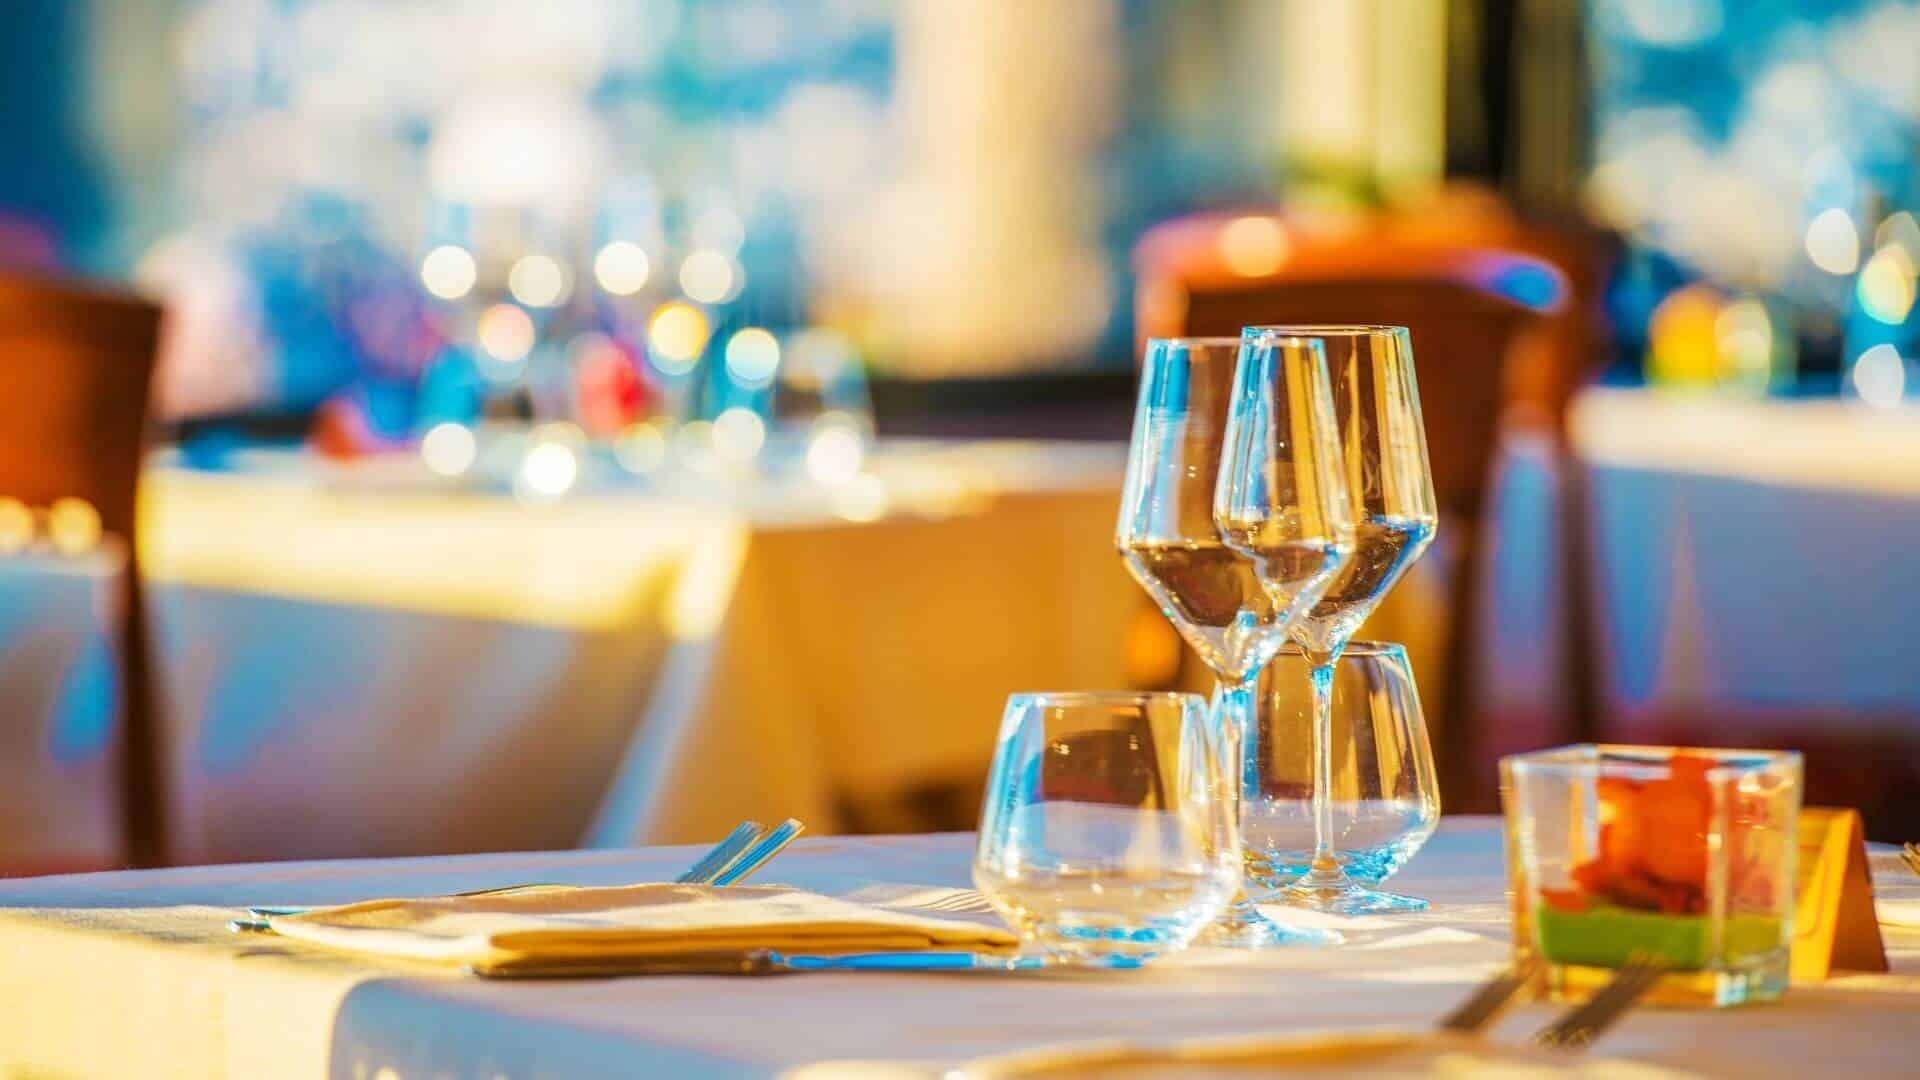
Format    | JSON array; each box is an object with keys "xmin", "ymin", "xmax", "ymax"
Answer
[{"xmin": 267, "ymin": 883, "xmax": 1018, "ymax": 976}]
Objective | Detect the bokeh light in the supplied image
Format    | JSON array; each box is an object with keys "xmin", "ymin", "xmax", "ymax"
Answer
[
  {"xmin": 0, "ymin": 499, "xmax": 31, "ymax": 554},
  {"xmin": 1852, "ymin": 344, "xmax": 1906, "ymax": 408},
  {"xmin": 1805, "ymin": 208, "xmax": 1860, "ymax": 275},
  {"xmin": 805, "ymin": 416, "xmax": 866, "ymax": 486},
  {"xmin": 724, "ymin": 328, "xmax": 781, "ymax": 386},
  {"xmin": 1713, "ymin": 298, "xmax": 1772, "ymax": 381},
  {"xmin": 508, "ymin": 254, "xmax": 569, "ymax": 308},
  {"xmin": 420, "ymin": 245, "xmax": 477, "ymax": 300},
  {"xmin": 420, "ymin": 422, "xmax": 478, "ymax": 477},
  {"xmin": 616, "ymin": 421, "xmax": 668, "ymax": 475},
  {"xmin": 1219, "ymin": 216, "xmax": 1289, "ymax": 277},
  {"xmin": 1857, "ymin": 247, "xmax": 1917, "ymax": 325},
  {"xmin": 46, "ymin": 498, "xmax": 100, "ymax": 556},
  {"xmin": 647, "ymin": 302, "xmax": 710, "ymax": 375},
  {"xmin": 712, "ymin": 407, "xmax": 768, "ymax": 464},
  {"xmin": 594, "ymin": 241, "xmax": 651, "ymax": 296},
  {"xmin": 477, "ymin": 303, "xmax": 536, "ymax": 361},
  {"xmin": 678, "ymin": 250, "xmax": 740, "ymax": 304},
  {"xmin": 518, "ymin": 425, "xmax": 584, "ymax": 500}
]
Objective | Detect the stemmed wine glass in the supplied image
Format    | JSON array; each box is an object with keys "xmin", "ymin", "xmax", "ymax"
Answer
[
  {"xmin": 1117, "ymin": 336, "xmax": 1353, "ymax": 948},
  {"xmin": 1236, "ymin": 325, "xmax": 1438, "ymax": 914}
]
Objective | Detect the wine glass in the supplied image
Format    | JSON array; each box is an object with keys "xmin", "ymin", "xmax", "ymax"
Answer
[
  {"xmin": 1237, "ymin": 325, "xmax": 1438, "ymax": 914},
  {"xmin": 1117, "ymin": 336, "xmax": 1352, "ymax": 948},
  {"xmin": 1239, "ymin": 642, "xmax": 1439, "ymax": 894}
]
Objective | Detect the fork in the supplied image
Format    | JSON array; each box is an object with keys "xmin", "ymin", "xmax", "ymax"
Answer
[
  {"xmin": 1434, "ymin": 955, "xmax": 1540, "ymax": 1034},
  {"xmin": 1901, "ymin": 842, "xmax": 1919, "ymax": 877},
  {"xmin": 1532, "ymin": 954, "xmax": 1664, "ymax": 1049},
  {"xmin": 228, "ymin": 819, "xmax": 780, "ymax": 932},
  {"xmin": 904, "ymin": 890, "xmax": 996, "ymax": 915}
]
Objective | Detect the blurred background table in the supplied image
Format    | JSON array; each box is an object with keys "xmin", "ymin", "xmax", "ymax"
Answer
[
  {"xmin": 1472, "ymin": 388, "xmax": 1920, "ymax": 836},
  {"xmin": 134, "ymin": 440, "xmax": 1138, "ymax": 864}
]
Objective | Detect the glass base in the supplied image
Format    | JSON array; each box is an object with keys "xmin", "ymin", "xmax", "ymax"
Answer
[
  {"xmin": 1542, "ymin": 954, "xmax": 1789, "ymax": 1008},
  {"xmin": 1279, "ymin": 878, "xmax": 1429, "ymax": 915},
  {"xmin": 1198, "ymin": 898, "xmax": 1342, "ymax": 948}
]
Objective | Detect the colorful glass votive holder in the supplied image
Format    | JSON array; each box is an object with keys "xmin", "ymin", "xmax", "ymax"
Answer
[{"xmin": 1501, "ymin": 744, "xmax": 1802, "ymax": 1007}]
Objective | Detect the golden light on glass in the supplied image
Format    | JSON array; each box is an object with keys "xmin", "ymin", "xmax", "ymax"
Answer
[
  {"xmin": 1805, "ymin": 208, "xmax": 1860, "ymax": 275},
  {"xmin": 46, "ymin": 498, "xmax": 100, "ymax": 556},
  {"xmin": 724, "ymin": 327, "xmax": 781, "ymax": 386},
  {"xmin": 508, "ymin": 254, "xmax": 570, "ymax": 308},
  {"xmin": 647, "ymin": 301, "xmax": 710, "ymax": 375},
  {"xmin": 1852, "ymin": 344, "xmax": 1906, "ymax": 408},
  {"xmin": 832, "ymin": 472, "xmax": 888, "ymax": 522},
  {"xmin": 1219, "ymin": 216, "xmax": 1289, "ymax": 277},
  {"xmin": 421, "ymin": 422, "xmax": 478, "ymax": 477},
  {"xmin": 477, "ymin": 303, "xmax": 536, "ymax": 361},
  {"xmin": 711, "ymin": 407, "xmax": 767, "ymax": 464},
  {"xmin": 594, "ymin": 241, "xmax": 651, "ymax": 296},
  {"xmin": 1857, "ymin": 247, "xmax": 1917, "ymax": 326},
  {"xmin": 616, "ymin": 421, "xmax": 668, "ymax": 474},
  {"xmin": 1714, "ymin": 298, "xmax": 1772, "ymax": 382},
  {"xmin": 805, "ymin": 415, "xmax": 866, "ymax": 486},
  {"xmin": 420, "ymin": 244, "xmax": 477, "ymax": 300},
  {"xmin": 678, "ymin": 250, "xmax": 739, "ymax": 304}
]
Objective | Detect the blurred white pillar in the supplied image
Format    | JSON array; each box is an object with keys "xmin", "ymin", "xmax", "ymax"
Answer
[
  {"xmin": 1277, "ymin": 0, "xmax": 1447, "ymax": 199},
  {"xmin": 856, "ymin": 0, "xmax": 1117, "ymax": 374}
]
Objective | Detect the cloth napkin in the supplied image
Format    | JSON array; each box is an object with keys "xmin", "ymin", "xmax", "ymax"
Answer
[{"xmin": 266, "ymin": 883, "xmax": 1018, "ymax": 976}]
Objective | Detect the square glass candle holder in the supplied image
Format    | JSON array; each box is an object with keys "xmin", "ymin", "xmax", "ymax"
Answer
[{"xmin": 1501, "ymin": 745, "xmax": 1802, "ymax": 1007}]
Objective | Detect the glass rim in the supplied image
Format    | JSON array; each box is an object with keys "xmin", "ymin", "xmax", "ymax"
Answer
[
  {"xmin": 1242, "ymin": 324, "xmax": 1409, "ymax": 338},
  {"xmin": 1145, "ymin": 335, "xmax": 1240, "ymax": 348},
  {"xmin": 1004, "ymin": 690, "xmax": 1208, "ymax": 710},
  {"xmin": 1275, "ymin": 640, "xmax": 1406, "ymax": 660},
  {"xmin": 1503, "ymin": 742, "xmax": 1803, "ymax": 781}
]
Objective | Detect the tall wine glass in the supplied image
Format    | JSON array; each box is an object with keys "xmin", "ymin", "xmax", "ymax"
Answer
[
  {"xmin": 1118, "ymin": 336, "xmax": 1353, "ymax": 948},
  {"xmin": 1238, "ymin": 325, "xmax": 1438, "ymax": 914}
]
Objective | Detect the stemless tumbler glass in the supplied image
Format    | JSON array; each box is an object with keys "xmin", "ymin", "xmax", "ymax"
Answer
[
  {"xmin": 974, "ymin": 692, "xmax": 1240, "ymax": 967},
  {"xmin": 1238, "ymin": 643, "xmax": 1440, "ymax": 894}
]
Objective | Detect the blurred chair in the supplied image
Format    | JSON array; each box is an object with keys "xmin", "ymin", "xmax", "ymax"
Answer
[
  {"xmin": 1134, "ymin": 194, "xmax": 1607, "ymax": 809},
  {"xmin": 0, "ymin": 272, "xmax": 163, "ymax": 869}
]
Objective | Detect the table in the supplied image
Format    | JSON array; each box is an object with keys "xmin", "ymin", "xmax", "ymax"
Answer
[
  {"xmin": 140, "ymin": 440, "xmax": 1143, "ymax": 862},
  {"xmin": 1467, "ymin": 389, "xmax": 1920, "ymax": 833},
  {"xmin": 0, "ymin": 818, "xmax": 1913, "ymax": 1078}
]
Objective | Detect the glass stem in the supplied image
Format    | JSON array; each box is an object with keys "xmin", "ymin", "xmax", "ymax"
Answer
[
  {"xmin": 1305, "ymin": 658, "xmax": 1344, "ymax": 884},
  {"xmin": 1213, "ymin": 678, "xmax": 1259, "ymax": 915}
]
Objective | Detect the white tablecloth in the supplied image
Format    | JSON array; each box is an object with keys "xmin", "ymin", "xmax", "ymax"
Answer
[
  {"xmin": 137, "ymin": 441, "xmax": 1144, "ymax": 862},
  {"xmin": 0, "ymin": 818, "xmax": 1912, "ymax": 1077}
]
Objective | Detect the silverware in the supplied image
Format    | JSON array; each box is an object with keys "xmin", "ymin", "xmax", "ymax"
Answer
[
  {"xmin": 1435, "ymin": 956, "xmax": 1539, "ymax": 1034},
  {"xmin": 675, "ymin": 820, "xmax": 771, "ymax": 885},
  {"xmin": 470, "ymin": 948, "xmax": 1042, "ymax": 978},
  {"xmin": 227, "ymin": 818, "xmax": 781, "ymax": 934},
  {"xmin": 1532, "ymin": 954, "xmax": 1664, "ymax": 1049},
  {"xmin": 1901, "ymin": 842, "xmax": 1919, "ymax": 877},
  {"xmin": 709, "ymin": 818, "xmax": 805, "ymax": 886},
  {"xmin": 902, "ymin": 890, "xmax": 996, "ymax": 915}
]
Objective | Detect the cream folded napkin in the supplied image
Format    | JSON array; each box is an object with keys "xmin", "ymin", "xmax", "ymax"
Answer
[{"xmin": 267, "ymin": 883, "xmax": 1018, "ymax": 976}]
